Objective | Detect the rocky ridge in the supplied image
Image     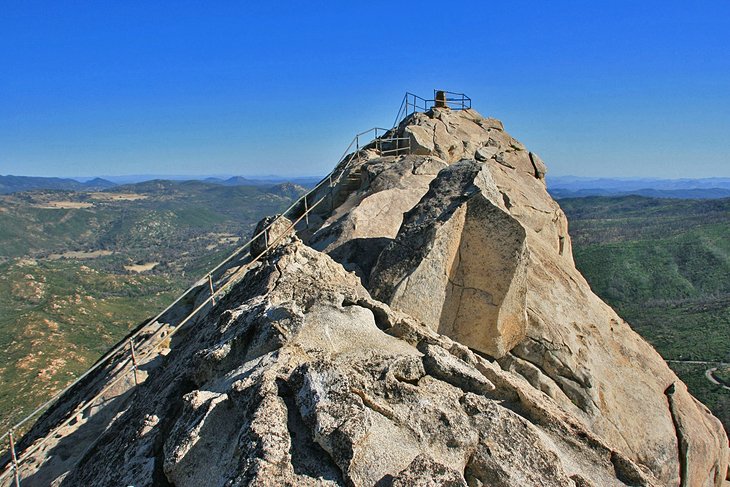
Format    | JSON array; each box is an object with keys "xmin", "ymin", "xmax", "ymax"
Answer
[{"xmin": 13, "ymin": 106, "xmax": 729, "ymax": 486}]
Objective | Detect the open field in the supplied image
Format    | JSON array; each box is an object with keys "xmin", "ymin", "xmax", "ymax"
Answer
[
  {"xmin": 88, "ymin": 192, "xmax": 147, "ymax": 201},
  {"xmin": 34, "ymin": 201, "xmax": 95, "ymax": 209},
  {"xmin": 124, "ymin": 262, "xmax": 159, "ymax": 272}
]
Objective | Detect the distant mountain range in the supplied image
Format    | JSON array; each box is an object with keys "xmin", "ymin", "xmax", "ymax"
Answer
[
  {"xmin": 3, "ymin": 174, "xmax": 729, "ymax": 199},
  {"xmin": 200, "ymin": 176, "xmax": 321, "ymax": 187},
  {"xmin": 0, "ymin": 175, "xmax": 116, "ymax": 194},
  {"xmin": 0, "ymin": 175, "xmax": 322, "ymax": 194},
  {"xmin": 547, "ymin": 176, "xmax": 730, "ymax": 199}
]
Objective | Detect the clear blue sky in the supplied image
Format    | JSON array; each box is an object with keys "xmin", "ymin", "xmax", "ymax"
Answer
[{"xmin": 1, "ymin": 1, "xmax": 728, "ymax": 178}]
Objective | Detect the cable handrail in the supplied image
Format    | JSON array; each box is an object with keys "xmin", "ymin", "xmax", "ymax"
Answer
[{"xmin": 0, "ymin": 89, "xmax": 468, "ymax": 484}]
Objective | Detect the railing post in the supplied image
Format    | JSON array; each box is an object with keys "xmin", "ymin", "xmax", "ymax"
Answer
[
  {"xmin": 263, "ymin": 227, "xmax": 269, "ymax": 250},
  {"xmin": 328, "ymin": 174, "xmax": 333, "ymax": 211},
  {"xmin": 129, "ymin": 339, "xmax": 139, "ymax": 386},
  {"xmin": 9, "ymin": 430, "xmax": 20, "ymax": 487},
  {"xmin": 303, "ymin": 195, "xmax": 309, "ymax": 227},
  {"xmin": 207, "ymin": 274, "xmax": 215, "ymax": 305}
]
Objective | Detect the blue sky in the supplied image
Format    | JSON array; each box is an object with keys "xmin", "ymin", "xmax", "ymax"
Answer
[{"xmin": 1, "ymin": 1, "xmax": 728, "ymax": 178}]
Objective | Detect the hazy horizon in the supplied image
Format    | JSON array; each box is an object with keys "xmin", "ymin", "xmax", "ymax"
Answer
[
  {"xmin": 2, "ymin": 169, "xmax": 730, "ymax": 181},
  {"xmin": 3, "ymin": 173, "xmax": 730, "ymax": 185}
]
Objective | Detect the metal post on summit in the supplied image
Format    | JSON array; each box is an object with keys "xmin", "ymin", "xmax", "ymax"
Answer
[
  {"xmin": 9, "ymin": 430, "xmax": 20, "ymax": 487},
  {"xmin": 435, "ymin": 90, "xmax": 447, "ymax": 108}
]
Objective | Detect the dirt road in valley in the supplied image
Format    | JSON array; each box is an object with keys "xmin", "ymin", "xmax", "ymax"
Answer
[{"xmin": 665, "ymin": 360, "xmax": 730, "ymax": 391}]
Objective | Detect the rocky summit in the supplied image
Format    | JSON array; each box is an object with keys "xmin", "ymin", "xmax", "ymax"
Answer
[{"xmin": 12, "ymin": 106, "xmax": 729, "ymax": 486}]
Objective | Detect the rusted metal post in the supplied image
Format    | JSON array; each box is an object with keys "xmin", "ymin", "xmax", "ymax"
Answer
[
  {"xmin": 129, "ymin": 339, "xmax": 139, "ymax": 386},
  {"xmin": 207, "ymin": 273, "xmax": 215, "ymax": 305},
  {"xmin": 9, "ymin": 430, "xmax": 20, "ymax": 487},
  {"xmin": 435, "ymin": 90, "xmax": 447, "ymax": 108}
]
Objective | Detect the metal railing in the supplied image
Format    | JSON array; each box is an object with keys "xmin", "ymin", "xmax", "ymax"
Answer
[
  {"xmin": 433, "ymin": 90, "xmax": 471, "ymax": 110},
  {"xmin": 0, "ymin": 90, "xmax": 466, "ymax": 485},
  {"xmin": 351, "ymin": 127, "xmax": 410, "ymax": 157},
  {"xmin": 392, "ymin": 90, "xmax": 471, "ymax": 127}
]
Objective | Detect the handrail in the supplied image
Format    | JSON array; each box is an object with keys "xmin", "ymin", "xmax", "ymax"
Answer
[
  {"xmin": 0, "ymin": 89, "xmax": 467, "ymax": 484},
  {"xmin": 433, "ymin": 89, "xmax": 471, "ymax": 109},
  {"xmin": 392, "ymin": 90, "xmax": 471, "ymax": 127}
]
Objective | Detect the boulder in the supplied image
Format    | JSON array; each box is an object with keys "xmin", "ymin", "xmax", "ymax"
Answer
[
  {"xmin": 308, "ymin": 155, "xmax": 447, "ymax": 283},
  {"xmin": 250, "ymin": 214, "xmax": 294, "ymax": 258},
  {"xmin": 529, "ymin": 151, "xmax": 548, "ymax": 179},
  {"xmin": 381, "ymin": 454, "xmax": 467, "ymax": 486},
  {"xmin": 474, "ymin": 145, "xmax": 498, "ymax": 161},
  {"xmin": 370, "ymin": 160, "xmax": 529, "ymax": 359},
  {"xmin": 404, "ymin": 124, "xmax": 435, "ymax": 155}
]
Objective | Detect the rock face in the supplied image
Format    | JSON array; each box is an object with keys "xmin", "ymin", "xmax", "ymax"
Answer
[
  {"xmin": 37, "ymin": 241, "xmax": 667, "ymax": 486},
  {"xmin": 303, "ymin": 107, "xmax": 728, "ymax": 486},
  {"xmin": 17, "ymin": 106, "xmax": 729, "ymax": 486},
  {"xmin": 250, "ymin": 214, "xmax": 294, "ymax": 258},
  {"xmin": 308, "ymin": 155, "xmax": 447, "ymax": 285},
  {"xmin": 369, "ymin": 161, "xmax": 529, "ymax": 358}
]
